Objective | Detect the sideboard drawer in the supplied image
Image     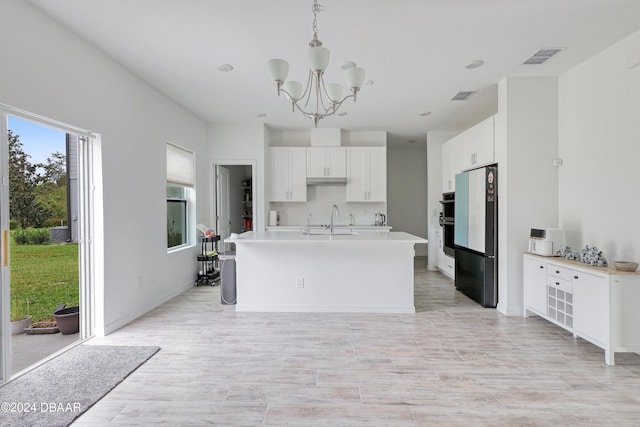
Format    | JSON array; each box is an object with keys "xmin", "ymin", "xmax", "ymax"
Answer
[
  {"xmin": 547, "ymin": 263, "xmax": 574, "ymax": 282},
  {"xmin": 547, "ymin": 276, "xmax": 573, "ymax": 294}
]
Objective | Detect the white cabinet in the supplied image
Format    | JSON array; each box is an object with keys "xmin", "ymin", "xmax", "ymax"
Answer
[
  {"xmin": 346, "ymin": 147, "xmax": 386, "ymax": 202},
  {"xmin": 546, "ymin": 264, "xmax": 574, "ymax": 328},
  {"xmin": 441, "ymin": 115, "xmax": 495, "ymax": 193},
  {"xmin": 573, "ymin": 271, "xmax": 608, "ymax": 347},
  {"xmin": 460, "ymin": 116, "xmax": 495, "ymax": 170},
  {"xmin": 442, "ymin": 141, "xmax": 456, "ymax": 192},
  {"xmin": 269, "ymin": 147, "xmax": 307, "ymax": 202},
  {"xmin": 433, "ymin": 228, "xmax": 455, "ymax": 279},
  {"xmin": 523, "ymin": 256, "xmax": 547, "ymax": 316},
  {"xmin": 523, "ymin": 253, "xmax": 640, "ymax": 365},
  {"xmin": 306, "ymin": 147, "xmax": 346, "ymax": 178}
]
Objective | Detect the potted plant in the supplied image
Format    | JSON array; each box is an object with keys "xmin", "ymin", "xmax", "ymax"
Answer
[{"xmin": 10, "ymin": 298, "xmax": 32, "ymax": 335}]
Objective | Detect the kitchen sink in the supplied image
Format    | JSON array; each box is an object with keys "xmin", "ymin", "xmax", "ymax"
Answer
[{"xmin": 302, "ymin": 229, "xmax": 358, "ymax": 236}]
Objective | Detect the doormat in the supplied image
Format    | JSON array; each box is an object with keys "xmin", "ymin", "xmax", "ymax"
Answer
[{"xmin": 0, "ymin": 344, "xmax": 160, "ymax": 427}]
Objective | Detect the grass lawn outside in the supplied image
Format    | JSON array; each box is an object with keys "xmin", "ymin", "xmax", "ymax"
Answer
[{"xmin": 10, "ymin": 241, "xmax": 79, "ymax": 322}]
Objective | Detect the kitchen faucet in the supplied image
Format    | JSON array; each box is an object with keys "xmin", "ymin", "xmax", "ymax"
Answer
[{"xmin": 330, "ymin": 204, "xmax": 339, "ymax": 236}]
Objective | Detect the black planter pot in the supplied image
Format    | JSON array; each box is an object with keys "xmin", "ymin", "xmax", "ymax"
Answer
[{"xmin": 53, "ymin": 305, "xmax": 79, "ymax": 335}]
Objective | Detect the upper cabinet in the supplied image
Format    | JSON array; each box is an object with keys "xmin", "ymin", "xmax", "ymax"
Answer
[
  {"xmin": 346, "ymin": 147, "xmax": 386, "ymax": 202},
  {"xmin": 306, "ymin": 147, "xmax": 346, "ymax": 178},
  {"xmin": 269, "ymin": 147, "xmax": 307, "ymax": 202},
  {"xmin": 442, "ymin": 115, "xmax": 495, "ymax": 193},
  {"xmin": 461, "ymin": 116, "xmax": 495, "ymax": 170}
]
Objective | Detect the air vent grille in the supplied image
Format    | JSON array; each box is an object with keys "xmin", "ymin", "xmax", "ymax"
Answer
[
  {"xmin": 523, "ymin": 48, "xmax": 563, "ymax": 65},
  {"xmin": 451, "ymin": 91, "xmax": 476, "ymax": 101}
]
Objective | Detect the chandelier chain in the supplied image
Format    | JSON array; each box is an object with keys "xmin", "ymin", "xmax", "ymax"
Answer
[{"xmin": 310, "ymin": 0, "xmax": 324, "ymax": 47}]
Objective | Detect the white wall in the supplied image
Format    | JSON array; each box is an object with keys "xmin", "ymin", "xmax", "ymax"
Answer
[
  {"xmin": 495, "ymin": 77, "xmax": 559, "ymax": 316},
  {"xmin": 558, "ymin": 29, "xmax": 640, "ymax": 262},
  {"xmin": 0, "ymin": 0, "xmax": 210, "ymax": 334},
  {"xmin": 387, "ymin": 146, "xmax": 428, "ymax": 256}
]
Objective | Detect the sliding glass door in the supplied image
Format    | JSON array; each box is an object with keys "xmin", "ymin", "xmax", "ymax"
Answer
[{"xmin": 0, "ymin": 106, "xmax": 97, "ymax": 383}]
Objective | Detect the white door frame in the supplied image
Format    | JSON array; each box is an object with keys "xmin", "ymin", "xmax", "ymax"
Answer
[
  {"xmin": 216, "ymin": 165, "xmax": 231, "ymax": 253},
  {"xmin": 0, "ymin": 104, "xmax": 99, "ymax": 383},
  {"xmin": 210, "ymin": 160, "xmax": 257, "ymax": 243}
]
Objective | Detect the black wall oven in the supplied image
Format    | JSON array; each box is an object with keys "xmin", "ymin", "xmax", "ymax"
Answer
[{"xmin": 439, "ymin": 192, "xmax": 455, "ymax": 256}]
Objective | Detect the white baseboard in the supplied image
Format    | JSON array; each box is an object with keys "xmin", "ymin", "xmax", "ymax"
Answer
[{"xmin": 235, "ymin": 304, "xmax": 416, "ymax": 314}]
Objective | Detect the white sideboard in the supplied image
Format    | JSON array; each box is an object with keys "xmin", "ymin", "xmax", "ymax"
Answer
[{"xmin": 523, "ymin": 253, "xmax": 640, "ymax": 365}]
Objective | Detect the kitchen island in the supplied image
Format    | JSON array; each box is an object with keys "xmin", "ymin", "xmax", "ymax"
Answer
[{"xmin": 226, "ymin": 230, "xmax": 427, "ymax": 313}]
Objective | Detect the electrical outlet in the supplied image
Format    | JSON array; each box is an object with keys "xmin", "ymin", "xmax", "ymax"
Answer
[{"xmin": 296, "ymin": 277, "xmax": 304, "ymax": 288}]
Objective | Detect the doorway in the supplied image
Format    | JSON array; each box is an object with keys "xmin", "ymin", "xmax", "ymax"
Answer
[
  {"xmin": 213, "ymin": 162, "xmax": 255, "ymax": 253},
  {"xmin": 1, "ymin": 107, "xmax": 97, "ymax": 383}
]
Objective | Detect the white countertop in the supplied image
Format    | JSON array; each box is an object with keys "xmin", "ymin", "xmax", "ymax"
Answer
[
  {"xmin": 226, "ymin": 230, "xmax": 427, "ymax": 244},
  {"xmin": 266, "ymin": 225, "xmax": 392, "ymax": 230}
]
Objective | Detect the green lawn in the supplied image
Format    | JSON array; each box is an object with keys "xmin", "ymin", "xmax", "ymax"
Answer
[{"xmin": 10, "ymin": 242, "xmax": 79, "ymax": 322}]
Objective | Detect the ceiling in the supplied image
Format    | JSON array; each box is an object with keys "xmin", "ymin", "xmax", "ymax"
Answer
[{"xmin": 29, "ymin": 0, "xmax": 640, "ymax": 147}]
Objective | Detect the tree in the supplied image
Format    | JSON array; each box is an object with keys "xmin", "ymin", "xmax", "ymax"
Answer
[
  {"xmin": 8, "ymin": 130, "xmax": 51, "ymax": 229},
  {"xmin": 38, "ymin": 151, "xmax": 68, "ymax": 224},
  {"xmin": 43, "ymin": 151, "xmax": 66, "ymax": 186}
]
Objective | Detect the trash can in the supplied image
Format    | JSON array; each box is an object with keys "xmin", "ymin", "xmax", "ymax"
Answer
[{"xmin": 219, "ymin": 252, "xmax": 237, "ymax": 305}]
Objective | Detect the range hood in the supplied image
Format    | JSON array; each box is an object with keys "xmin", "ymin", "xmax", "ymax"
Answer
[{"xmin": 306, "ymin": 177, "xmax": 347, "ymax": 186}]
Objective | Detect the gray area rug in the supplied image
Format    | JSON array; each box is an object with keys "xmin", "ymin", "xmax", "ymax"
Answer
[{"xmin": 0, "ymin": 344, "xmax": 160, "ymax": 427}]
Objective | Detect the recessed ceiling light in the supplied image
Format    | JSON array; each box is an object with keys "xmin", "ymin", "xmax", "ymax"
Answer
[
  {"xmin": 465, "ymin": 59, "xmax": 484, "ymax": 70},
  {"xmin": 364, "ymin": 80, "xmax": 375, "ymax": 86},
  {"xmin": 340, "ymin": 61, "xmax": 356, "ymax": 70},
  {"xmin": 217, "ymin": 63, "xmax": 234, "ymax": 72},
  {"xmin": 256, "ymin": 113, "xmax": 267, "ymax": 118},
  {"xmin": 337, "ymin": 112, "xmax": 348, "ymax": 117},
  {"xmin": 419, "ymin": 112, "xmax": 431, "ymax": 117}
]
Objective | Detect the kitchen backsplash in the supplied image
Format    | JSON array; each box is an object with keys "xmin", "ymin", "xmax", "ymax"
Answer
[{"xmin": 269, "ymin": 185, "xmax": 386, "ymax": 226}]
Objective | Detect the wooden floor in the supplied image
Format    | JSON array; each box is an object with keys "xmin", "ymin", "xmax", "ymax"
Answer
[{"xmin": 74, "ymin": 258, "xmax": 640, "ymax": 426}]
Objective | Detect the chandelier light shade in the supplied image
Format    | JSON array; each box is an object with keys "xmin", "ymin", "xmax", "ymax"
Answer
[{"xmin": 267, "ymin": 0, "xmax": 366, "ymax": 127}]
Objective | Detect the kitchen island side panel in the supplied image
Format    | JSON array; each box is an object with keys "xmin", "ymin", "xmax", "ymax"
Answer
[{"xmin": 234, "ymin": 241, "xmax": 416, "ymax": 313}]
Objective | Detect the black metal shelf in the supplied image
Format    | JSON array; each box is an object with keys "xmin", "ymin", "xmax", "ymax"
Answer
[{"xmin": 196, "ymin": 235, "xmax": 220, "ymax": 286}]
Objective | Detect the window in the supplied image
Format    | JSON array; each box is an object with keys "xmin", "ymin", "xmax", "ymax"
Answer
[{"xmin": 166, "ymin": 143, "xmax": 194, "ymax": 249}]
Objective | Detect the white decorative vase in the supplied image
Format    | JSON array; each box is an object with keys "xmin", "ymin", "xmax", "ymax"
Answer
[{"xmin": 11, "ymin": 315, "xmax": 32, "ymax": 335}]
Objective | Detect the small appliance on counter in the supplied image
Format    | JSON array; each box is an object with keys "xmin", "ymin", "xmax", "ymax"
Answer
[
  {"xmin": 528, "ymin": 228, "xmax": 565, "ymax": 256},
  {"xmin": 374, "ymin": 212, "xmax": 386, "ymax": 226},
  {"xmin": 268, "ymin": 210, "xmax": 280, "ymax": 226}
]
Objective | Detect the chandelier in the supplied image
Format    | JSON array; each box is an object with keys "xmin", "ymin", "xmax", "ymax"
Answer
[{"xmin": 267, "ymin": 0, "xmax": 366, "ymax": 127}]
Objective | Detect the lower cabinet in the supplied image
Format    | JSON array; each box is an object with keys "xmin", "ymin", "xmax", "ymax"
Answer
[
  {"xmin": 573, "ymin": 271, "xmax": 608, "ymax": 347},
  {"xmin": 523, "ymin": 253, "xmax": 640, "ymax": 365},
  {"xmin": 523, "ymin": 257, "xmax": 547, "ymax": 315},
  {"xmin": 433, "ymin": 227, "xmax": 454, "ymax": 279}
]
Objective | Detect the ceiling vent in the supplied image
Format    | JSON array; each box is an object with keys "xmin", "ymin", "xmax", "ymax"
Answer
[
  {"xmin": 523, "ymin": 48, "xmax": 563, "ymax": 65},
  {"xmin": 451, "ymin": 91, "xmax": 476, "ymax": 101}
]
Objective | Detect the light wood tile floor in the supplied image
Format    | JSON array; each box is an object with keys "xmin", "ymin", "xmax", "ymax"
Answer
[{"xmin": 74, "ymin": 258, "xmax": 640, "ymax": 426}]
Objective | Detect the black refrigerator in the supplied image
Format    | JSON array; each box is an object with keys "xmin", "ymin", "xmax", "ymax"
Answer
[{"xmin": 454, "ymin": 165, "xmax": 497, "ymax": 308}]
